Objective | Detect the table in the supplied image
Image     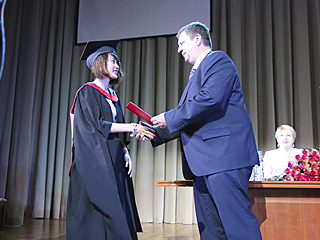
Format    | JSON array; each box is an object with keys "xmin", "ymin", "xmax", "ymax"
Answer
[{"xmin": 157, "ymin": 181, "xmax": 320, "ymax": 240}]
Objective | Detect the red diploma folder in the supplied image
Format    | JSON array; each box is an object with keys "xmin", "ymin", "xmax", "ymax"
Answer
[{"xmin": 126, "ymin": 102, "xmax": 153, "ymax": 125}]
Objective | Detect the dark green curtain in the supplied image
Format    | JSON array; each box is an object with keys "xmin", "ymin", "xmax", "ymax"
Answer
[{"xmin": 0, "ymin": 0, "xmax": 319, "ymax": 226}]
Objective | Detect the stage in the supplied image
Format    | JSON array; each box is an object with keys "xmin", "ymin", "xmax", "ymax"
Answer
[{"xmin": 0, "ymin": 218, "xmax": 199, "ymax": 240}]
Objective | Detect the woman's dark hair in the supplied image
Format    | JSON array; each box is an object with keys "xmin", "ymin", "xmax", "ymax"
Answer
[{"xmin": 91, "ymin": 53, "xmax": 124, "ymax": 88}]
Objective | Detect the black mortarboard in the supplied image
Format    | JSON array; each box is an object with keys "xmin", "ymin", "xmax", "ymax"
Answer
[{"xmin": 80, "ymin": 40, "xmax": 120, "ymax": 70}]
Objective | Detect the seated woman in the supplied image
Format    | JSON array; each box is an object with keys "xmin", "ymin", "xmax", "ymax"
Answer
[{"xmin": 263, "ymin": 125, "xmax": 303, "ymax": 180}]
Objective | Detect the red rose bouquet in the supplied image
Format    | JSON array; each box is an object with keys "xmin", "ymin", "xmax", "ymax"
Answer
[{"xmin": 284, "ymin": 149, "xmax": 320, "ymax": 181}]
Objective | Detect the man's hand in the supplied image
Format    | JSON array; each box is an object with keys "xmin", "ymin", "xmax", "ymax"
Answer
[{"xmin": 151, "ymin": 113, "xmax": 167, "ymax": 128}]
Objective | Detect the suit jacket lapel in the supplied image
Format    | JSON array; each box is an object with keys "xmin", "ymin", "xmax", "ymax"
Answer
[
  {"xmin": 178, "ymin": 66, "xmax": 200, "ymax": 106},
  {"xmin": 178, "ymin": 79, "xmax": 193, "ymax": 106},
  {"xmin": 178, "ymin": 51, "xmax": 212, "ymax": 106}
]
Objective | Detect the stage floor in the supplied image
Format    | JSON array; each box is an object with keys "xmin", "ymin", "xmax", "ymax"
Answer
[{"xmin": 0, "ymin": 218, "xmax": 200, "ymax": 240}]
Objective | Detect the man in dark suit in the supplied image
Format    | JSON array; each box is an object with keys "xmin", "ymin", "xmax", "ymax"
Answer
[{"xmin": 151, "ymin": 22, "xmax": 262, "ymax": 239}]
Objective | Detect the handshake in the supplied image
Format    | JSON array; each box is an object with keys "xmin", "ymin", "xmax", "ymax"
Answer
[
  {"xmin": 126, "ymin": 102, "xmax": 167, "ymax": 142},
  {"xmin": 130, "ymin": 121, "xmax": 156, "ymax": 142},
  {"xmin": 130, "ymin": 113, "xmax": 167, "ymax": 142}
]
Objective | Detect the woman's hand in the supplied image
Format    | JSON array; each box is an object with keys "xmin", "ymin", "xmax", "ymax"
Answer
[
  {"xmin": 130, "ymin": 123, "xmax": 155, "ymax": 142},
  {"xmin": 123, "ymin": 147, "xmax": 132, "ymax": 178}
]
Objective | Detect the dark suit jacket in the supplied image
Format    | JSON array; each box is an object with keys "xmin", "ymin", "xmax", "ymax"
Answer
[{"xmin": 153, "ymin": 50, "xmax": 259, "ymax": 179}]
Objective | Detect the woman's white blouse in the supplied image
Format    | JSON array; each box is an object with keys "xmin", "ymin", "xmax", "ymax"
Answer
[
  {"xmin": 263, "ymin": 148, "xmax": 303, "ymax": 179},
  {"xmin": 106, "ymin": 88, "xmax": 117, "ymax": 122}
]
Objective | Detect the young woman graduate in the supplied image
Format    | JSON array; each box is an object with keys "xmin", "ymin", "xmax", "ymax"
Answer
[{"xmin": 66, "ymin": 41, "xmax": 154, "ymax": 240}]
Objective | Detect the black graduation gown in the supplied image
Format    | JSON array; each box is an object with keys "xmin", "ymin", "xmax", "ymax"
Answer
[{"xmin": 66, "ymin": 84, "xmax": 142, "ymax": 240}]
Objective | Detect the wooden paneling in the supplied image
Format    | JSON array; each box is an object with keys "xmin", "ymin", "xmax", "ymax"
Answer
[
  {"xmin": 249, "ymin": 182, "xmax": 320, "ymax": 240},
  {"xmin": 158, "ymin": 181, "xmax": 320, "ymax": 240}
]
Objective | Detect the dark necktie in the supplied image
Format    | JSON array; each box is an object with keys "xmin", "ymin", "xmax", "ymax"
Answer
[{"xmin": 189, "ymin": 68, "xmax": 196, "ymax": 80}]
